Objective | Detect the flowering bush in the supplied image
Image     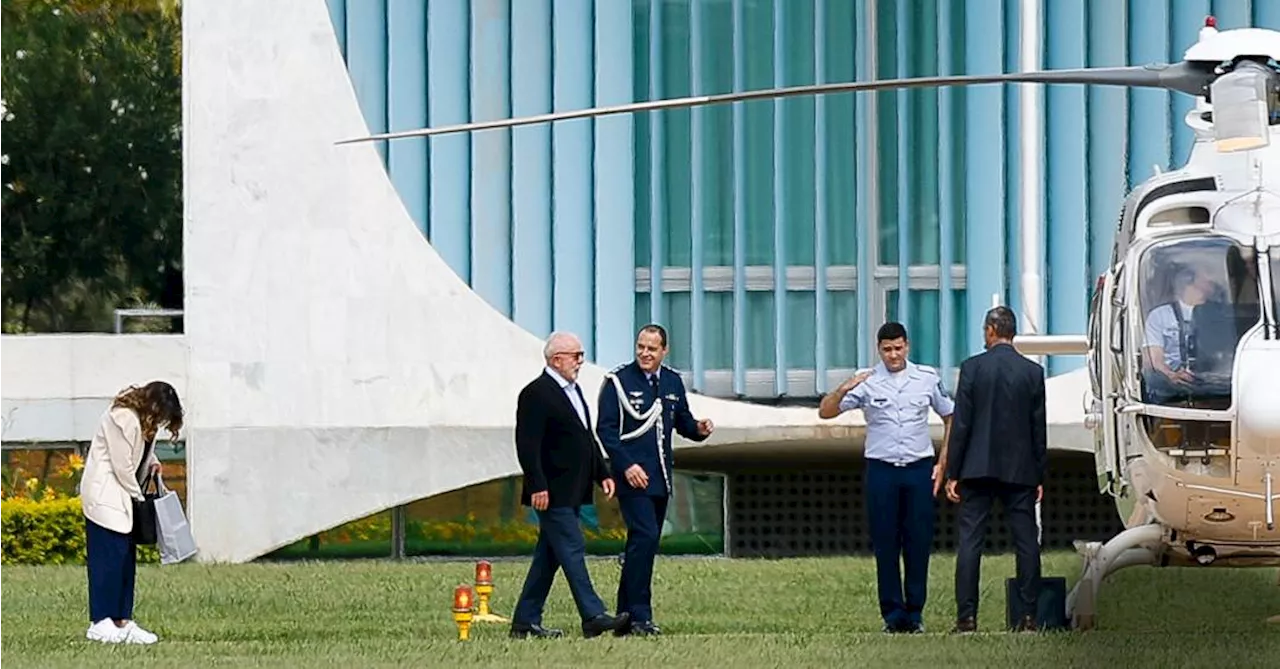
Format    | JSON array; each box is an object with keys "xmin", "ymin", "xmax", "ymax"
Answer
[
  {"xmin": 2, "ymin": 454, "xmax": 159, "ymax": 565},
  {"xmin": 308, "ymin": 512, "xmax": 629, "ymax": 549}
]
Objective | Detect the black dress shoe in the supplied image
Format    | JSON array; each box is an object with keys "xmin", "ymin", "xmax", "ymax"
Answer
[
  {"xmin": 951, "ymin": 617, "xmax": 977, "ymax": 635},
  {"xmin": 582, "ymin": 611, "xmax": 630, "ymax": 638},
  {"xmin": 509, "ymin": 622, "xmax": 564, "ymax": 639},
  {"xmin": 1014, "ymin": 614, "xmax": 1038, "ymax": 633},
  {"xmin": 629, "ymin": 620, "xmax": 661, "ymax": 636}
]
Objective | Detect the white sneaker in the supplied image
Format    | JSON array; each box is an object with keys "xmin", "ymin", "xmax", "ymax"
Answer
[
  {"xmin": 122, "ymin": 621, "xmax": 159, "ymax": 645},
  {"xmin": 85, "ymin": 619, "xmax": 126, "ymax": 643}
]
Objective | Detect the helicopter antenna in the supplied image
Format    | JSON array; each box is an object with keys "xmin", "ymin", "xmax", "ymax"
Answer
[{"xmin": 336, "ymin": 62, "xmax": 1216, "ymax": 144}]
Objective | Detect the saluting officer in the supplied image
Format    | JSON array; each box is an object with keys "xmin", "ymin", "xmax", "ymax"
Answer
[
  {"xmin": 596, "ymin": 323, "xmax": 713, "ymax": 636},
  {"xmin": 818, "ymin": 322, "xmax": 954, "ymax": 634}
]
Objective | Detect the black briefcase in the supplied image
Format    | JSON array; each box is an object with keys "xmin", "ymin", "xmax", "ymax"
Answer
[{"xmin": 1005, "ymin": 576, "xmax": 1067, "ymax": 630}]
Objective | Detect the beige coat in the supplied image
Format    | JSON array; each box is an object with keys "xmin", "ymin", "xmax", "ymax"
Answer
[{"xmin": 79, "ymin": 406, "xmax": 159, "ymax": 535}]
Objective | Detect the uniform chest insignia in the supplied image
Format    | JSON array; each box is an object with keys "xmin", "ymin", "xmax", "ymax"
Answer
[
  {"xmin": 665, "ymin": 394, "xmax": 678, "ymax": 401},
  {"xmin": 629, "ymin": 391, "xmax": 643, "ymax": 397}
]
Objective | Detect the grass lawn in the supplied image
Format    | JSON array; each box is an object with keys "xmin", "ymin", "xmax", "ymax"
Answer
[{"xmin": 3, "ymin": 551, "xmax": 1278, "ymax": 667}]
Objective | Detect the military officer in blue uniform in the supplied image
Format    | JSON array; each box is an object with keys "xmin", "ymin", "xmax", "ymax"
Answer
[
  {"xmin": 818, "ymin": 322, "xmax": 954, "ymax": 634},
  {"xmin": 596, "ymin": 323, "xmax": 713, "ymax": 636}
]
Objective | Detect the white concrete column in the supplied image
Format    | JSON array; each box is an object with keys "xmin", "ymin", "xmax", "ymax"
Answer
[{"xmin": 1019, "ymin": 0, "xmax": 1045, "ymax": 338}]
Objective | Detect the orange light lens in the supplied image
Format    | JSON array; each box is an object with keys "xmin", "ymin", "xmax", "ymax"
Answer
[
  {"xmin": 476, "ymin": 560, "xmax": 492, "ymax": 583},
  {"xmin": 454, "ymin": 584, "xmax": 473, "ymax": 609}
]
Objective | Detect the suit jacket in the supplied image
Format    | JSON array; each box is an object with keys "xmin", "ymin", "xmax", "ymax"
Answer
[
  {"xmin": 945, "ymin": 342, "xmax": 1047, "ymax": 488},
  {"xmin": 595, "ymin": 361, "xmax": 708, "ymax": 497},
  {"xmin": 515, "ymin": 370, "xmax": 609, "ymax": 508}
]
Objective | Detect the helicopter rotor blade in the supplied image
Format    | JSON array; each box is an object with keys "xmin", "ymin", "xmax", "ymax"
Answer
[{"xmin": 337, "ymin": 61, "xmax": 1215, "ymax": 145}]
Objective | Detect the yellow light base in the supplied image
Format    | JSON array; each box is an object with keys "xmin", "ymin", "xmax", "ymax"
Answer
[
  {"xmin": 453, "ymin": 613, "xmax": 474, "ymax": 641},
  {"xmin": 473, "ymin": 592, "xmax": 509, "ymax": 623}
]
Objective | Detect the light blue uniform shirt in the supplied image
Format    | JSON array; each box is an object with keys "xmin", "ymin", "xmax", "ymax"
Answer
[
  {"xmin": 1143, "ymin": 302, "xmax": 1193, "ymax": 370},
  {"xmin": 839, "ymin": 361, "xmax": 955, "ymax": 465}
]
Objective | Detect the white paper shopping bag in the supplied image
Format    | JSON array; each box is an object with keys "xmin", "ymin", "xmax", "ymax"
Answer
[{"xmin": 153, "ymin": 474, "xmax": 198, "ymax": 564}]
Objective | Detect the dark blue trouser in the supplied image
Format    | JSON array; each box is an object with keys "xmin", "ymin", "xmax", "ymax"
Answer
[
  {"xmin": 513, "ymin": 506, "xmax": 606, "ymax": 625},
  {"xmin": 955, "ymin": 479, "xmax": 1040, "ymax": 622},
  {"xmin": 864, "ymin": 457, "xmax": 935, "ymax": 628},
  {"xmin": 85, "ymin": 517, "xmax": 137, "ymax": 623},
  {"xmin": 616, "ymin": 494, "xmax": 668, "ymax": 622}
]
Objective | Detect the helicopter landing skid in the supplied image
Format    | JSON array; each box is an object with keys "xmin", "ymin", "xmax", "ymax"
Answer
[{"xmin": 1065, "ymin": 524, "xmax": 1165, "ymax": 631}]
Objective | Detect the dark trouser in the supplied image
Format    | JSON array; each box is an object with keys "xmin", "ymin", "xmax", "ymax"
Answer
[
  {"xmin": 85, "ymin": 517, "xmax": 137, "ymax": 623},
  {"xmin": 1143, "ymin": 371, "xmax": 1229, "ymax": 404},
  {"xmin": 513, "ymin": 506, "xmax": 606, "ymax": 625},
  {"xmin": 954, "ymin": 479, "xmax": 1041, "ymax": 622},
  {"xmin": 864, "ymin": 457, "xmax": 935, "ymax": 628},
  {"xmin": 616, "ymin": 494, "xmax": 669, "ymax": 622}
]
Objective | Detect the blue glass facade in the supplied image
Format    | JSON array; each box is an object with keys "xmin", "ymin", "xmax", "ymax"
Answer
[{"xmin": 324, "ymin": 0, "xmax": 1280, "ymax": 398}]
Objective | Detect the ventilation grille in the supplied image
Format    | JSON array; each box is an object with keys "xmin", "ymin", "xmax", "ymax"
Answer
[{"xmin": 727, "ymin": 453, "xmax": 1122, "ymax": 558}]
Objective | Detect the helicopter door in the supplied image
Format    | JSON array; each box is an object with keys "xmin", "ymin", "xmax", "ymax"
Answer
[{"xmin": 1093, "ymin": 272, "xmax": 1123, "ymax": 495}]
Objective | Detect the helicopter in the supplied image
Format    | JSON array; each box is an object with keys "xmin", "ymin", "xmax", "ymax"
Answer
[{"xmin": 338, "ymin": 18, "xmax": 1280, "ymax": 630}]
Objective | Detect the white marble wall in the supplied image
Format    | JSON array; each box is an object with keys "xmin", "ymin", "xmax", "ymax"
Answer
[{"xmin": 1, "ymin": 335, "xmax": 187, "ymax": 443}]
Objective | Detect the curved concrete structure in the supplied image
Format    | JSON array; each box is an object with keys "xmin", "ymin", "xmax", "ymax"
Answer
[
  {"xmin": 179, "ymin": 0, "xmax": 828, "ymax": 562},
  {"xmin": 0, "ymin": 0, "xmax": 1091, "ymax": 563}
]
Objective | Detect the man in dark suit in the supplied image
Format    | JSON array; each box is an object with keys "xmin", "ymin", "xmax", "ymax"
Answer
[
  {"xmin": 944, "ymin": 306, "xmax": 1046, "ymax": 634},
  {"xmin": 510, "ymin": 331, "xmax": 630, "ymax": 639},
  {"xmin": 596, "ymin": 324, "xmax": 713, "ymax": 636}
]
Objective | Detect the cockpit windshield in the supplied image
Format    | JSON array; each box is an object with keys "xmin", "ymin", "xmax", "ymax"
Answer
[{"xmin": 1137, "ymin": 236, "xmax": 1261, "ymax": 407}]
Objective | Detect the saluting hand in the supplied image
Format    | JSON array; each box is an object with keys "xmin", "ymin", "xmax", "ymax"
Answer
[{"xmin": 848, "ymin": 370, "xmax": 873, "ymax": 387}]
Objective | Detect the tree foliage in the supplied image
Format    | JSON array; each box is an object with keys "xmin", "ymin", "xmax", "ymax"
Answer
[{"xmin": 1, "ymin": 0, "xmax": 182, "ymax": 333}]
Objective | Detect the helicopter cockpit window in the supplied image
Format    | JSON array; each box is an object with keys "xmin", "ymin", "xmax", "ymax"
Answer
[
  {"xmin": 1146, "ymin": 206, "xmax": 1210, "ymax": 227},
  {"xmin": 1137, "ymin": 237, "xmax": 1260, "ymax": 407}
]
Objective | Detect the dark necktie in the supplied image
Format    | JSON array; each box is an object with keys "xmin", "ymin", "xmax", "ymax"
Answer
[
  {"xmin": 572, "ymin": 383, "xmax": 590, "ymax": 427},
  {"xmin": 649, "ymin": 374, "xmax": 660, "ymax": 399}
]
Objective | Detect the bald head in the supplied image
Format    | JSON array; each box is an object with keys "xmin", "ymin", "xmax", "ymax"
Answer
[
  {"xmin": 543, "ymin": 332, "xmax": 582, "ymax": 360},
  {"xmin": 543, "ymin": 331, "xmax": 585, "ymax": 382}
]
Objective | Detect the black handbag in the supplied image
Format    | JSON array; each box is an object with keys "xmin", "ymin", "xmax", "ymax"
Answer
[
  {"xmin": 131, "ymin": 472, "xmax": 161, "ymax": 545},
  {"xmin": 131, "ymin": 440, "xmax": 160, "ymax": 545}
]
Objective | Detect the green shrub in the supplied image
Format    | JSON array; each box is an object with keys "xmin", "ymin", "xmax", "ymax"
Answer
[{"xmin": 2, "ymin": 496, "xmax": 159, "ymax": 565}]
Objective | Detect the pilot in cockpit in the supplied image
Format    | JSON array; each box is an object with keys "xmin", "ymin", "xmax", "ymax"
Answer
[{"xmin": 1142, "ymin": 266, "xmax": 1222, "ymax": 403}]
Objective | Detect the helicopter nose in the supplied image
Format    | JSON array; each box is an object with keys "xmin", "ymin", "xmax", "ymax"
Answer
[{"xmin": 1235, "ymin": 338, "xmax": 1280, "ymax": 439}]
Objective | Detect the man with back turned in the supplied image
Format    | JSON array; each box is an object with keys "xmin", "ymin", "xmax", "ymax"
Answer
[{"xmin": 945, "ymin": 306, "xmax": 1046, "ymax": 634}]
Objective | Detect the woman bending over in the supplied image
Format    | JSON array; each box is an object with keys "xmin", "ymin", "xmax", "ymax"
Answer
[{"xmin": 79, "ymin": 380, "xmax": 183, "ymax": 644}]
